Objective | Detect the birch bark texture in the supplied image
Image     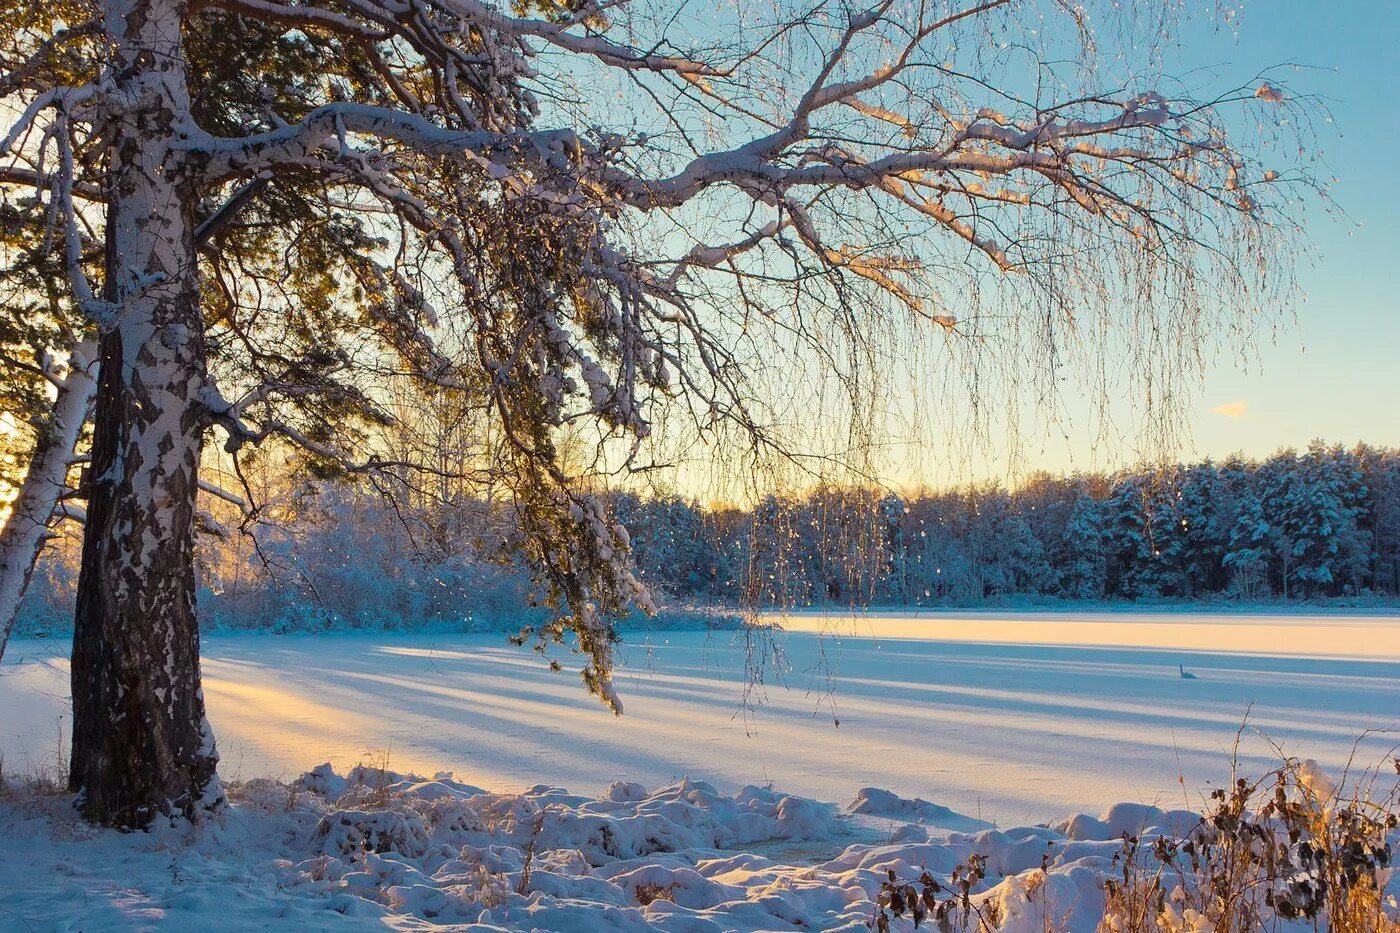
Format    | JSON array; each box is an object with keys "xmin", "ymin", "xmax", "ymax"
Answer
[
  {"xmin": 68, "ymin": 0, "xmax": 221, "ymax": 824},
  {"xmin": 0, "ymin": 340, "xmax": 95, "ymax": 657}
]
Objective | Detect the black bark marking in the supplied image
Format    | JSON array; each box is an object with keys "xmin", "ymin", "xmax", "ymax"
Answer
[{"xmin": 69, "ymin": 0, "xmax": 220, "ymax": 828}]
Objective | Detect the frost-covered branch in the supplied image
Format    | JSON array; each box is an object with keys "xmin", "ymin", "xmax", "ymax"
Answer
[{"xmin": 187, "ymin": 104, "xmax": 583, "ymax": 185}]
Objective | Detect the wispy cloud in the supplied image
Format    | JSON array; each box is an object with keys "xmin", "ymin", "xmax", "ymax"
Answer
[{"xmin": 1209, "ymin": 400, "xmax": 1248, "ymax": 419}]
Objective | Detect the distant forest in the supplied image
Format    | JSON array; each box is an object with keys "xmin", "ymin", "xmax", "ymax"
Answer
[
  {"xmin": 618, "ymin": 441, "xmax": 1400, "ymax": 607},
  {"xmin": 19, "ymin": 441, "xmax": 1400, "ymax": 634}
]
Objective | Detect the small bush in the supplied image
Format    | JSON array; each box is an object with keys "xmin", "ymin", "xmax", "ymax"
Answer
[
  {"xmin": 870, "ymin": 754, "xmax": 1397, "ymax": 932},
  {"xmin": 1102, "ymin": 756, "xmax": 1398, "ymax": 933}
]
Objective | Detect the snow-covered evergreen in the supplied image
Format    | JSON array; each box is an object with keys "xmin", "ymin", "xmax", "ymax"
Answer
[{"xmin": 17, "ymin": 443, "xmax": 1398, "ymax": 636}]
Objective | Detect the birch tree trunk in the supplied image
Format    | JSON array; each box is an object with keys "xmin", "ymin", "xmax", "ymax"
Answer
[
  {"xmin": 0, "ymin": 340, "xmax": 96, "ymax": 661},
  {"xmin": 68, "ymin": 0, "xmax": 222, "ymax": 826}
]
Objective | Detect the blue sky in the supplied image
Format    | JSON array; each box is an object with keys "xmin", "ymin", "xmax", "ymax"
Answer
[
  {"xmin": 891, "ymin": 0, "xmax": 1400, "ymax": 488},
  {"xmin": 1137, "ymin": 1, "xmax": 1399, "ymax": 465},
  {"xmin": 632, "ymin": 2, "xmax": 1399, "ymax": 496}
]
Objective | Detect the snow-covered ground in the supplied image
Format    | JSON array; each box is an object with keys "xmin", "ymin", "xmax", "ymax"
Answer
[
  {"xmin": 4, "ymin": 610, "xmax": 1398, "ymax": 826},
  {"xmin": 6, "ymin": 760, "xmax": 1335, "ymax": 932},
  {"xmin": 1, "ymin": 610, "xmax": 1397, "ymax": 930}
]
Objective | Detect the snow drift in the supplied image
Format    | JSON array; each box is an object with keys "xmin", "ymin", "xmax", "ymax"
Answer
[{"xmin": 5, "ymin": 762, "xmax": 1395, "ymax": 931}]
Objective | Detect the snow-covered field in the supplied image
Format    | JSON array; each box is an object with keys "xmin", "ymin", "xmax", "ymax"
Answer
[
  {"xmin": 2, "ymin": 610, "xmax": 1397, "ymax": 930},
  {"xmin": 5, "ymin": 611, "xmax": 1397, "ymax": 824}
]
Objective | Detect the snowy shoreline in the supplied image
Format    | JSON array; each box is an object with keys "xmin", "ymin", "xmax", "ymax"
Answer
[
  {"xmin": 13, "ymin": 596, "xmax": 1398, "ymax": 644},
  {"xmin": 783, "ymin": 598, "xmax": 1400, "ymax": 617}
]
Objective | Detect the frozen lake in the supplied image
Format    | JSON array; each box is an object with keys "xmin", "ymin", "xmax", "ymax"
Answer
[{"xmin": 3, "ymin": 610, "xmax": 1397, "ymax": 827}]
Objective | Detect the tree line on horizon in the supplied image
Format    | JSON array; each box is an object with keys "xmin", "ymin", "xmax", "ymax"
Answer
[
  {"xmin": 16, "ymin": 441, "xmax": 1397, "ymax": 636},
  {"xmin": 621, "ymin": 441, "xmax": 1400, "ymax": 607}
]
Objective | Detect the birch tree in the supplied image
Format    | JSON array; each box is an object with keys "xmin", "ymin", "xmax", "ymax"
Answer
[
  {"xmin": 1, "ymin": 0, "xmax": 1308, "ymax": 826},
  {"xmin": 0, "ymin": 338, "xmax": 94, "ymax": 648}
]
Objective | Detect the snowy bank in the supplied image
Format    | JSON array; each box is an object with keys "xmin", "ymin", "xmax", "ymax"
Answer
[
  {"xmin": 13, "ymin": 603, "xmax": 743, "ymax": 640},
  {"xmin": 4, "ymin": 762, "xmax": 1395, "ymax": 931}
]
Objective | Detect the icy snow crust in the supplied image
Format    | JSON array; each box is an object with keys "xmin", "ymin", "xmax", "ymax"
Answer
[{"xmin": 12, "ymin": 764, "xmax": 1390, "ymax": 932}]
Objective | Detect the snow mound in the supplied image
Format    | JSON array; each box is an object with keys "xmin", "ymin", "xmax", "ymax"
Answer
[
  {"xmin": 3, "ymin": 768, "xmax": 1395, "ymax": 932},
  {"xmin": 314, "ymin": 808, "xmax": 434, "ymax": 857},
  {"xmin": 1051, "ymin": 801, "xmax": 1201, "ymax": 841},
  {"xmin": 848, "ymin": 786, "xmax": 958, "ymax": 822},
  {"xmin": 847, "ymin": 786, "xmax": 993, "ymax": 833}
]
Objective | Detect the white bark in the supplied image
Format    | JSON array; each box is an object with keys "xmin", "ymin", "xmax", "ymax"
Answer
[
  {"xmin": 0, "ymin": 339, "xmax": 96, "ymax": 661},
  {"xmin": 67, "ymin": 0, "xmax": 222, "ymax": 826}
]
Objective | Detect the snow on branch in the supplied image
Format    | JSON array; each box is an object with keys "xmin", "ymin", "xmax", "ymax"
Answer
[
  {"xmin": 176, "ymin": 0, "xmax": 1285, "ymax": 310},
  {"xmin": 185, "ymin": 104, "xmax": 585, "ymax": 185},
  {"xmin": 425, "ymin": 0, "xmax": 725, "ymax": 77}
]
